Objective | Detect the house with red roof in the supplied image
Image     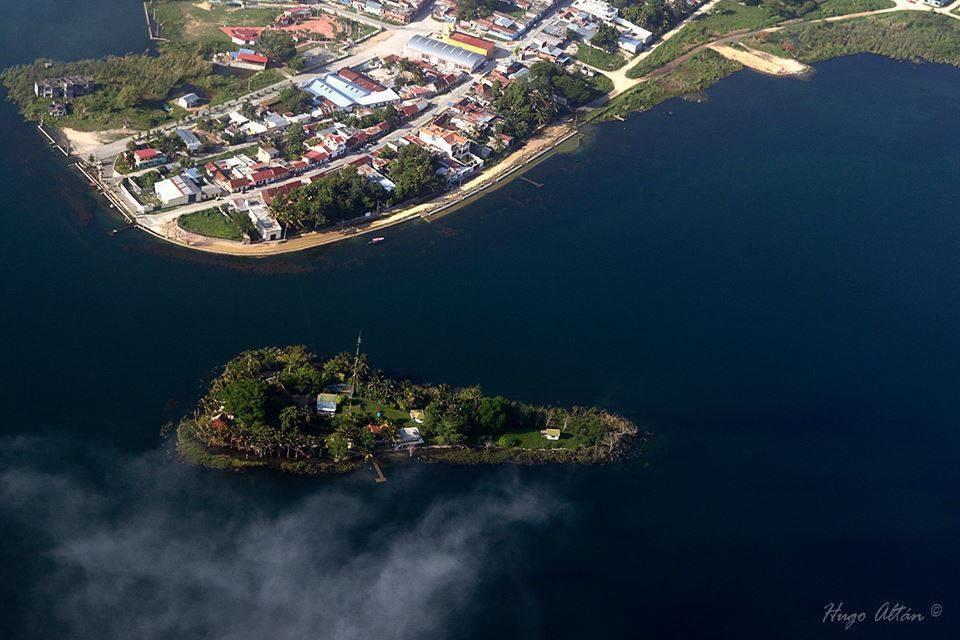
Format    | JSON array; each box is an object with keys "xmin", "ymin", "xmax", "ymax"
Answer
[{"xmin": 132, "ymin": 147, "xmax": 166, "ymax": 168}]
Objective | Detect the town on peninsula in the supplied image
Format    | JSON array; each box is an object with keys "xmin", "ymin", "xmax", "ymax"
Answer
[{"xmin": 4, "ymin": 0, "xmax": 960, "ymax": 256}]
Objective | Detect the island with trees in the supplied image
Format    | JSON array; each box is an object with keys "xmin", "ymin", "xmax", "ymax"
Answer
[{"xmin": 175, "ymin": 346, "xmax": 641, "ymax": 475}]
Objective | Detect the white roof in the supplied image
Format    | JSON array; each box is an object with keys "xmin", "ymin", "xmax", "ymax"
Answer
[
  {"xmin": 304, "ymin": 73, "xmax": 401, "ymax": 109},
  {"xmin": 155, "ymin": 175, "xmax": 201, "ymax": 203},
  {"xmin": 246, "ymin": 203, "xmax": 282, "ymax": 235}
]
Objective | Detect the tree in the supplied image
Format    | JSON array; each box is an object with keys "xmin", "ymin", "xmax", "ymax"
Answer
[
  {"xmin": 271, "ymin": 167, "xmax": 384, "ymax": 230},
  {"xmin": 325, "ymin": 433, "xmax": 349, "ymax": 461},
  {"xmin": 590, "ymin": 23, "xmax": 620, "ymax": 54},
  {"xmin": 217, "ymin": 379, "xmax": 268, "ymax": 428},
  {"xmin": 477, "ymin": 396, "xmax": 513, "ymax": 435},
  {"xmin": 388, "ymin": 144, "xmax": 444, "ymax": 203},
  {"xmin": 257, "ymin": 30, "xmax": 297, "ymax": 63},
  {"xmin": 279, "ymin": 405, "xmax": 307, "ymax": 434},
  {"xmin": 288, "ymin": 54, "xmax": 306, "ymax": 72},
  {"xmin": 282, "ymin": 122, "xmax": 307, "ymax": 159}
]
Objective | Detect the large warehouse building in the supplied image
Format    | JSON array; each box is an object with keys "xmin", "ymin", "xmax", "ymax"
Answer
[{"xmin": 402, "ymin": 35, "xmax": 486, "ymax": 73}]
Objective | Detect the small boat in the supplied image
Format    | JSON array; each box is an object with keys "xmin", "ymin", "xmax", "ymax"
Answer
[{"xmin": 369, "ymin": 237, "xmax": 385, "ymax": 245}]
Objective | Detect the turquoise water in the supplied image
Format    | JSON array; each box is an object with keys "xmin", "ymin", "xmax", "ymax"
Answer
[{"xmin": 0, "ymin": 2, "xmax": 958, "ymax": 637}]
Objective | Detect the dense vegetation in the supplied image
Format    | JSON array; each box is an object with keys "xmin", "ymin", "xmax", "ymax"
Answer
[
  {"xmin": 257, "ymin": 30, "xmax": 297, "ymax": 64},
  {"xmin": 625, "ymin": 0, "xmax": 893, "ymax": 78},
  {"xmin": 597, "ymin": 49, "xmax": 743, "ymax": 120},
  {"xmin": 455, "ymin": 0, "xmax": 519, "ymax": 20},
  {"xmin": 494, "ymin": 62, "xmax": 605, "ymax": 138},
  {"xmin": 177, "ymin": 346, "xmax": 638, "ymax": 473},
  {"xmin": 271, "ymin": 167, "xmax": 384, "ymax": 230},
  {"xmin": 0, "ymin": 44, "xmax": 281, "ymax": 130},
  {"xmin": 387, "ymin": 144, "xmax": 445, "ymax": 203},
  {"xmin": 270, "ymin": 144, "xmax": 444, "ymax": 229},
  {"xmin": 745, "ymin": 12, "xmax": 960, "ymax": 65}
]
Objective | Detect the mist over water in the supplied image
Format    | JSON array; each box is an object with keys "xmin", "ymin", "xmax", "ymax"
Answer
[
  {"xmin": 1, "ymin": 437, "xmax": 560, "ymax": 640},
  {"xmin": 0, "ymin": 1, "xmax": 959, "ymax": 638}
]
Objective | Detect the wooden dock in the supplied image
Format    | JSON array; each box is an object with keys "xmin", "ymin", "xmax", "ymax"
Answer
[
  {"xmin": 520, "ymin": 176, "xmax": 543, "ymax": 188},
  {"xmin": 371, "ymin": 458, "xmax": 387, "ymax": 483}
]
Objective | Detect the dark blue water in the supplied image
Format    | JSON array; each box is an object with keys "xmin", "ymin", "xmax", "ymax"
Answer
[{"xmin": 0, "ymin": 2, "xmax": 958, "ymax": 637}]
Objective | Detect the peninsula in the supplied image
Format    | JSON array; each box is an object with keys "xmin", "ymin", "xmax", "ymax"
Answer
[
  {"xmin": 175, "ymin": 346, "xmax": 640, "ymax": 476},
  {"xmin": 5, "ymin": 0, "xmax": 960, "ymax": 256}
]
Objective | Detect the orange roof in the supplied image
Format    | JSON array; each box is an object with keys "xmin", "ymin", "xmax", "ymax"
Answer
[{"xmin": 449, "ymin": 31, "xmax": 496, "ymax": 54}]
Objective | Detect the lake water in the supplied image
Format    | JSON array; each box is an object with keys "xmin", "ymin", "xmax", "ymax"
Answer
[{"xmin": 0, "ymin": 2, "xmax": 958, "ymax": 638}]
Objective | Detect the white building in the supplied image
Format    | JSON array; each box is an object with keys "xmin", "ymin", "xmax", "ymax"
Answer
[
  {"xmin": 303, "ymin": 73, "xmax": 401, "ymax": 112},
  {"xmin": 234, "ymin": 197, "xmax": 283, "ymax": 242},
  {"xmin": 572, "ymin": 0, "xmax": 618, "ymax": 22},
  {"xmin": 176, "ymin": 93, "xmax": 201, "ymax": 109},
  {"xmin": 175, "ymin": 128, "xmax": 203, "ymax": 153},
  {"xmin": 155, "ymin": 175, "xmax": 201, "ymax": 206}
]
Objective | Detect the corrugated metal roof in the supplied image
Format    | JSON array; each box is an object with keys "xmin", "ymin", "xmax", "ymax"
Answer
[{"xmin": 405, "ymin": 35, "xmax": 485, "ymax": 70}]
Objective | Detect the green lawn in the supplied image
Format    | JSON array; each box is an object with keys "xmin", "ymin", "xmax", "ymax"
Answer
[
  {"xmin": 575, "ymin": 43, "xmax": 628, "ymax": 71},
  {"xmin": 496, "ymin": 428, "xmax": 586, "ymax": 450},
  {"xmin": 353, "ymin": 397, "xmax": 417, "ymax": 426},
  {"xmin": 151, "ymin": 1, "xmax": 283, "ymax": 46},
  {"xmin": 177, "ymin": 208, "xmax": 244, "ymax": 240}
]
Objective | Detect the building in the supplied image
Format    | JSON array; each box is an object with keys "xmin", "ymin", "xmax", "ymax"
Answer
[
  {"xmin": 571, "ymin": 0, "xmax": 618, "ymax": 22},
  {"xmin": 246, "ymin": 201, "xmax": 283, "ymax": 241},
  {"xmin": 444, "ymin": 32, "xmax": 497, "ymax": 58},
  {"xmin": 175, "ymin": 128, "xmax": 203, "ymax": 153},
  {"xmin": 418, "ymin": 122, "xmax": 470, "ymax": 159},
  {"xmin": 231, "ymin": 50, "xmax": 270, "ymax": 71},
  {"xmin": 155, "ymin": 175, "xmax": 202, "ymax": 206},
  {"xmin": 132, "ymin": 147, "xmax": 166, "ymax": 168},
  {"xmin": 220, "ymin": 26, "xmax": 264, "ymax": 46},
  {"xmin": 257, "ymin": 144, "xmax": 280, "ymax": 163},
  {"xmin": 409, "ymin": 409, "xmax": 425, "ymax": 424},
  {"xmin": 34, "ymin": 76, "xmax": 93, "ymax": 99},
  {"xmin": 541, "ymin": 427, "xmax": 561, "ymax": 441},
  {"xmin": 397, "ymin": 426, "xmax": 424, "ymax": 447},
  {"xmin": 303, "ymin": 71, "xmax": 401, "ymax": 112},
  {"xmin": 176, "ymin": 93, "xmax": 202, "ymax": 109},
  {"xmin": 316, "ymin": 392, "xmax": 340, "ymax": 414},
  {"xmin": 403, "ymin": 35, "xmax": 485, "ymax": 73}
]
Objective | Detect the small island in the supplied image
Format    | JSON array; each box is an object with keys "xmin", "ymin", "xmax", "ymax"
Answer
[{"xmin": 176, "ymin": 346, "xmax": 640, "ymax": 476}]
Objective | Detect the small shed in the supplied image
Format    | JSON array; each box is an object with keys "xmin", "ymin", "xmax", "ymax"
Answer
[
  {"xmin": 541, "ymin": 428, "xmax": 561, "ymax": 441},
  {"xmin": 176, "ymin": 93, "xmax": 202, "ymax": 109},
  {"xmin": 316, "ymin": 392, "xmax": 341, "ymax": 414},
  {"xmin": 409, "ymin": 409, "xmax": 425, "ymax": 424}
]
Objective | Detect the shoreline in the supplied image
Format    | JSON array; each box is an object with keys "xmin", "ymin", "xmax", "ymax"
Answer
[
  {"xmin": 176, "ymin": 420, "xmax": 644, "ymax": 478},
  {"xmin": 128, "ymin": 120, "xmax": 581, "ymax": 257},
  {"xmin": 35, "ymin": 4, "xmax": 960, "ymax": 257}
]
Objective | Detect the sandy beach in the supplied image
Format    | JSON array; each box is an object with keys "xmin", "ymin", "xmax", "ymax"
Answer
[
  {"xmin": 709, "ymin": 44, "xmax": 809, "ymax": 76},
  {"xmin": 61, "ymin": 128, "xmax": 131, "ymax": 157}
]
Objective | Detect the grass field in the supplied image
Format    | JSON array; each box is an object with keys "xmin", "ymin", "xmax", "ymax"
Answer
[
  {"xmin": 151, "ymin": 1, "xmax": 283, "ymax": 46},
  {"xmin": 177, "ymin": 207, "xmax": 244, "ymax": 240},
  {"xmin": 627, "ymin": 0, "xmax": 895, "ymax": 78},
  {"xmin": 744, "ymin": 12, "xmax": 960, "ymax": 65},
  {"xmin": 575, "ymin": 44, "xmax": 628, "ymax": 71}
]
